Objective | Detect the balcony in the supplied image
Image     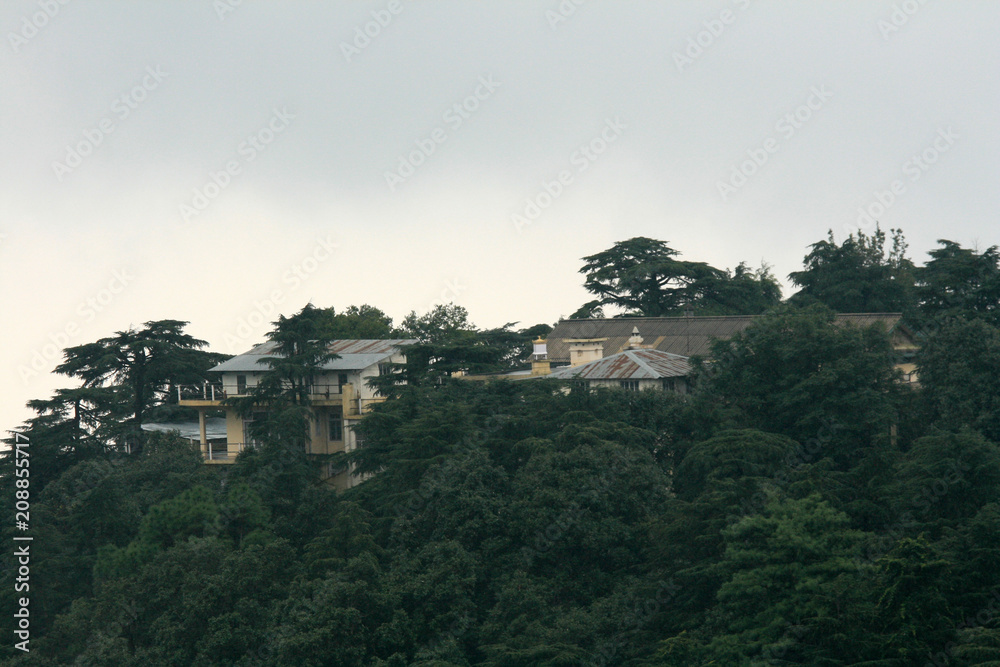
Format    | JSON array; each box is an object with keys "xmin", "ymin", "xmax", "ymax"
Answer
[
  {"xmin": 177, "ymin": 382, "xmax": 387, "ymax": 420},
  {"xmin": 177, "ymin": 383, "xmax": 227, "ymax": 406},
  {"xmin": 177, "ymin": 382, "xmax": 347, "ymax": 406},
  {"xmin": 340, "ymin": 382, "xmax": 387, "ymax": 417},
  {"xmin": 202, "ymin": 441, "xmax": 257, "ymax": 465},
  {"xmin": 201, "ymin": 438, "xmax": 352, "ymax": 462}
]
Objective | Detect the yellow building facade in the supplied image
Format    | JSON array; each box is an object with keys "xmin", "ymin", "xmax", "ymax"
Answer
[{"xmin": 179, "ymin": 338, "xmax": 414, "ymax": 489}]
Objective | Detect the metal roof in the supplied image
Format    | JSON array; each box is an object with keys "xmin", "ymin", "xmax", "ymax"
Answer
[
  {"xmin": 546, "ymin": 348, "xmax": 691, "ymax": 380},
  {"xmin": 209, "ymin": 339, "xmax": 417, "ymax": 373},
  {"xmin": 545, "ymin": 314, "xmax": 906, "ymax": 362}
]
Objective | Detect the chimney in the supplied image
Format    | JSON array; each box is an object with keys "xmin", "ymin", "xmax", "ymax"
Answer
[
  {"xmin": 566, "ymin": 338, "xmax": 608, "ymax": 367},
  {"xmin": 531, "ymin": 337, "xmax": 550, "ymax": 376},
  {"xmin": 627, "ymin": 326, "xmax": 644, "ymax": 349}
]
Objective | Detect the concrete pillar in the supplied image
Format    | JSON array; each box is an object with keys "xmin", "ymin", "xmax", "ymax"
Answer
[{"xmin": 198, "ymin": 409, "xmax": 208, "ymax": 458}]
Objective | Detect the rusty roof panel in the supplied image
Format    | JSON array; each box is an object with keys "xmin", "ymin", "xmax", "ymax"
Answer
[{"xmin": 547, "ymin": 348, "xmax": 691, "ymax": 380}]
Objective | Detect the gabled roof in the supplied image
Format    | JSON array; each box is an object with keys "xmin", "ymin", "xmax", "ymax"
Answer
[
  {"xmin": 209, "ymin": 339, "xmax": 417, "ymax": 373},
  {"xmin": 545, "ymin": 313, "xmax": 908, "ymax": 362},
  {"xmin": 546, "ymin": 348, "xmax": 691, "ymax": 381}
]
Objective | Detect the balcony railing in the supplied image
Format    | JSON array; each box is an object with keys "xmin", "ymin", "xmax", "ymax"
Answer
[
  {"xmin": 177, "ymin": 383, "xmax": 346, "ymax": 402},
  {"xmin": 203, "ymin": 442, "xmax": 257, "ymax": 462},
  {"xmin": 303, "ymin": 384, "xmax": 345, "ymax": 400},
  {"xmin": 177, "ymin": 382, "xmax": 386, "ymax": 421},
  {"xmin": 178, "ymin": 383, "xmax": 226, "ymax": 401}
]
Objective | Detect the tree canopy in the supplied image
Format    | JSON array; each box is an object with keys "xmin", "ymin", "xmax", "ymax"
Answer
[
  {"xmin": 51, "ymin": 320, "xmax": 225, "ymax": 455},
  {"xmin": 371, "ymin": 304, "xmax": 543, "ymax": 393},
  {"xmin": 788, "ymin": 226, "xmax": 915, "ymax": 314},
  {"xmin": 575, "ymin": 236, "xmax": 782, "ymax": 318},
  {"xmin": 323, "ymin": 304, "xmax": 396, "ymax": 339},
  {"xmin": 915, "ymin": 239, "xmax": 1000, "ymax": 327}
]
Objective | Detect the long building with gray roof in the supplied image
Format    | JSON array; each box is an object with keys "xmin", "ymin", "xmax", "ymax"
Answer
[{"xmin": 545, "ymin": 313, "xmax": 914, "ymax": 363}]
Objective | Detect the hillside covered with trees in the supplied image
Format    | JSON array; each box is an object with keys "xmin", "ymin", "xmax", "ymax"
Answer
[{"xmin": 4, "ymin": 229, "xmax": 1000, "ymax": 665}]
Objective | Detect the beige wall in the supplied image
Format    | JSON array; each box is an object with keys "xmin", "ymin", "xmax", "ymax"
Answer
[
  {"xmin": 225, "ymin": 410, "xmax": 243, "ymax": 448},
  {"xmin": 896, "ymin": 362, "xmax": 918, "ymax": 384},
  {"xmin": 221, "ymin": 371, "xmax": 262, "ymax": 395},
  {"xmin": 569, "ymin": 342, "xmax": 605, "ymax": 367}
]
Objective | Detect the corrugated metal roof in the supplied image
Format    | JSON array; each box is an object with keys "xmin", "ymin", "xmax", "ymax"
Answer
[
  {"xmin": 210, "ymin": 339, "xmax": 417, "ymax": 373},
  {"xmin": 546, "ymin": 348, "xmax": 691, "ymax": 380},
  {"xmin": 545, "ymin": 314, "xmax": 905, "ymax": 362}
]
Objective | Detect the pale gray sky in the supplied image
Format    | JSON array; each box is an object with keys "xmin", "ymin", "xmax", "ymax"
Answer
[{"xmin": 3, "ymin": 1, "xmax": 998, "ymax": 432}]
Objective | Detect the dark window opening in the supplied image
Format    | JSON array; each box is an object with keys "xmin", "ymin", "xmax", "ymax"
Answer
[{"xmin": 328, "ymin": 413, "xmax": 343, "ymax": 441}]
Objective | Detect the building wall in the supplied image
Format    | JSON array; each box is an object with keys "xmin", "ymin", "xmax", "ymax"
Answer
[
  {"xmin": 569, "ymin": 343, "xmax": 605, "ymax": 367},
  {"xmin": 581, "ymin": 377, "xmax": 689, "ymax": 393},
  {"xmin": 225, "ymin": 410, "xmax": 243, "ymax": 450},
  {"xmin": 896, "ymin": 362, "xmax": 919, "ymax": 384},
  {"xmin": 221, "ymin": 371, "xmax": 263, "ymax": 395}
]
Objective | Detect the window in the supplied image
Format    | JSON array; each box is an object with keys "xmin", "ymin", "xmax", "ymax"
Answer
[
  {"xmin": 236, "ymin": 374, "xmax": 247, "ymax": 394},
  {"xmin": 328, "ymin": 413, "xmax": 343, "ymax": 441},
  {"xmin": 339, "ymin": 373, "xmax": 348, "ymax": 385},
  {"xmin": 662, "ymin": 378, "xmax": 676, "ymax": 391},
  {"xmin": 620, "ymin": 380, "xmax": 640, "ymax": 391},
  {"xmin": 378, "ymin": 363, "xmax": 393, "ymax": 376}
]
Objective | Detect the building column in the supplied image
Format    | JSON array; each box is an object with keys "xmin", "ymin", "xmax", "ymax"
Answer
[{"xmin": 198, "ymin": 409, "xmax": 208, "ymax": 458}]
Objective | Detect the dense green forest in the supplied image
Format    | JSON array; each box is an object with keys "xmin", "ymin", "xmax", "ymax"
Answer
[{"xmin": 4, "ymin": 228, "xmax": 1000, "ymax": 665}]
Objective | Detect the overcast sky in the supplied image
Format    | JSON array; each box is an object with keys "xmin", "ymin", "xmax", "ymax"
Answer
[{"xmin": 3, "ymin": 1, "xmax": 998, "ymax": 433}]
